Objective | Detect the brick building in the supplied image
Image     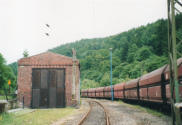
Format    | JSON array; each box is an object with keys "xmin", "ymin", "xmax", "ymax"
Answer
[{"xmin": 17, "ymin": 52, "xmax": 80, "ymax": 108}]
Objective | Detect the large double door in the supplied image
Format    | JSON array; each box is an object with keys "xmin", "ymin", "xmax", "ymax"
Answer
[{"xmin": 32, "ymin": 69, "xmax": 65, "ymax": 108}]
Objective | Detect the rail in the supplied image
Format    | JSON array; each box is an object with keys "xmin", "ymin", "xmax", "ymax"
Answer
[{"xmin": 78, "ymin": 100, "xmax": 110, "ymax": 125}]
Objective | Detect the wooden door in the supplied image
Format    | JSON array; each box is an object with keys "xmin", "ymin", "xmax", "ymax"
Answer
[
  {"xmin": 32, "ymin": 69, "xmax": 65, "ymax": 108},
  {"xmin": 32, "ymin": 69, "xmax": 41, "ymax": 108},
  {"xmin": 56, "ymin": 69, "xmax": 65, "ymax": 107}
]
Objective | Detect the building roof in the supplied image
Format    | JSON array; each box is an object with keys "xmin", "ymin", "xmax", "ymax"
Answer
[{"xmin": 18, "ymin": 51, "xmax": 79, "ymax": 66}]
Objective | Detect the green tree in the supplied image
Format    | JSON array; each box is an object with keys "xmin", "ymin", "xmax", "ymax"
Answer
[
  {"xmin": 81, "ymin": 79, "xmax": 99, "ymax": 89},
  {"xmin": 127, "ymin": 44, "xmax": 138, "ymax": 63},
  {"xmin": 136, "ymin": 46, "xmax": 152, "ymax": 61},
  {"xmin": 100, "ymin": 72, "xmax": 110, "ymax": 86},
  {"xmin": 9, "ymin": 62, "xmax": 18, "ymax": 76},
  {"xmin": 23, "ymin": 50, "xmax": 29, "ymax": 57},
  {"xmin": 0, "ymin": 53, "xmax": 16, "ymax": 94}
]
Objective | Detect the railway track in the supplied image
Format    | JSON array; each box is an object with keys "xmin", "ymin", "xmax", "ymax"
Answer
[{"xmin": 78, "ymin": 100, "xmax": 110, "ymax": 125}]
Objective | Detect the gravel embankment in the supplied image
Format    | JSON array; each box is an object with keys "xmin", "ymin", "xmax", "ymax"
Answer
[{"xmin": 98, "ymin": 99, "xmax": 171, "ymax": 125}]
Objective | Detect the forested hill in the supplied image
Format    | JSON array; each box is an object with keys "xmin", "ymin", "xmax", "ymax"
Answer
[{"xmin": 49, "ymin": 14, "xmax": 182, "ymax": 89}]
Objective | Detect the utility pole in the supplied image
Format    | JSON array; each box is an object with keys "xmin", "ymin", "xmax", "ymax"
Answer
[
  {"xmin": 110, "ymin": 48, "xmax": 114, "ymax": 101},
  {"xmin": 167, "ymin": 0, "xmax": 182, "ymax": 124}
]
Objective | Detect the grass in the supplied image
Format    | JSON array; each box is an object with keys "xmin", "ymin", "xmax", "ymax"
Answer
[
  {"xmin": 0, "ymin": 95, "xmax": 14, "ymax": 100},
  {"xmin": 131, "ymin": 104, "xmax": 164, "ymax": 117},
  {"xmin": 0, "ymin": 107, "xmax": 76, "ymax": 125},
  {"xmin": 0, "ymin": 95, "xmax": 7, "ymax": 100},
  {"xmin": 118, "ymin": 100, "xmax": 165, "ymax": 117}
]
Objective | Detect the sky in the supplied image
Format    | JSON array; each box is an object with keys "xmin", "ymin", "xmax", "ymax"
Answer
[{"xmin": 0, "ymin": 0, "xmax": 168, "ymax": 64}]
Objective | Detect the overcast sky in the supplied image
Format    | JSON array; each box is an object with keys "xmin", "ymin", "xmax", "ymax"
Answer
[{"xmin": 0, "ymin": 0, "xmax": 167, "ymax": 64}]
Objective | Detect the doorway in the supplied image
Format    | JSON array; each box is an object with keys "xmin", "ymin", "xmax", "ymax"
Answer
[{"xmin": 32, "ymin": 69, "xmax": 65, "ymax": 108}]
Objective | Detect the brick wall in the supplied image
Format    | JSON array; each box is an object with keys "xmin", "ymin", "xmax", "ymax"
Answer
[{"xmin": 17, "ymin": 66, "xmax": 32, "ymax": 107}]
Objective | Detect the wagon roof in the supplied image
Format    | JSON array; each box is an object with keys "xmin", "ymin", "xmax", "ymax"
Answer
[
  {"xmin": 114, "ymin": 83, "xmax": 125, "ymax": 90},
  {"xmin": 88, "ymin": 88, "xmax": 96, "ymax": 92},
  {"xmin": 126, "ymin": 79, "xmax": 138, "ymax": 85},
  {"xmin": 97, "ymin": 87, "xmax": 104, "ymax": 90},
  {"xmin": 18, "ymin": 51, "xmax": 79, "ymax": 66},
  {"xmin": 125, "ymin": 79, "xmax": 138, "ymax": 89},
  {"xmin": 81, "ymin": 89, "xmax": 87, "ymax": 92},
  {"xmin": 144, "ymin": 65, "xmax": 167, "ymax": 79},
  {"xmin": 165, "ymin": 58, "xmax": 182, "ymax": 72}
]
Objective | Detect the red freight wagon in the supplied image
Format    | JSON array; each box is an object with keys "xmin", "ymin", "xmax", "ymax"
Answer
[
  {"xmin": 139, "ymin": 66, "xmax": 167, "ymax": 86},
  {"xmin": 97, "ymin": 87, "xmax": 104, "ymax": 98},
  {"xmin": 165, "ymin": 84, "xmax": 170, "ymax": 100},
  {"xmin": 148, "ymin": 86, "xmax": 162, "ymax": 102},
  {"xmin": 164, "ymin": 58, "xmax": 182, "ymax": 81},
  {"xmin": 104, "ymin": 86, "xmax": 111, "ymax": 98},
  {"xmin": 87, "ymin": 89, "xmax": 90, "ymax": 97},
  {"xmin": 88, "ymin": 89, "xmax": 93, "ymax": 97},
  {"xmin": 89, "ymin": 89, "xmax": 92, "ymax": 97},
  {"xmin": 114, "ymin": 83, "xmax": 125, "ymax": 99},
  {"xmin": 91, "ymin": 88, "xmax": 96, "ymax": 97},
  {"xmin": 84, "ymin": 89, "xmax": 88, "ymax": 97},
  {"xmin": 81, "ymin": 90, "xmax": 86, "ymax": 97},
  {"xmin": 81, "ymin": 90, "xmax": 84, "ymax": 97},
  {"xmin": 164, "ymin": 58, "xmax": 182, "ymax": 102},
  {"xmin": 165, "ymin": 84, "xmax": 182, "ymax": 103},
  {"xmin": 124, "ymin": 79, "xmax": 138, "ymax": 99},
  {"xmin": 139, "ymin": 88, "xmax": 148, "ymax": 100},
  {"xmin": 95, "ymin": 88, "xmax": 100, "ymax": 97},
  {"xmin": 139, "ymin": 66, "xmax": 167, "ymax": 101}
]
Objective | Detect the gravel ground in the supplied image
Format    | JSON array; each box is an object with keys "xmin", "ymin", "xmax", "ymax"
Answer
[
  {"xmin": 96, "ymin": 99, "xmax": 171, "ymax": 125},
  {"xmin": 82, "ymin": 101, "xmax": 106, "ymax": 125}
]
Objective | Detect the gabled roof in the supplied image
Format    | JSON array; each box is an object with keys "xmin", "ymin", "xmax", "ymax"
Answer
[{"xmin": 18, "ymin": 52, "xmax": 79, "ymax": 66}]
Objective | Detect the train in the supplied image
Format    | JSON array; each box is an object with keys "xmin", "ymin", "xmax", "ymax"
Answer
[{"xmin": 81, "ymin": 58, "xmax": 182, "ymax": 104}]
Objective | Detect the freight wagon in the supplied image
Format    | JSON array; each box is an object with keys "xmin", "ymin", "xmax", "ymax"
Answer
[{"xmin": 81, "ymin": 58, "xmax": 182, "ymax": 105}]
